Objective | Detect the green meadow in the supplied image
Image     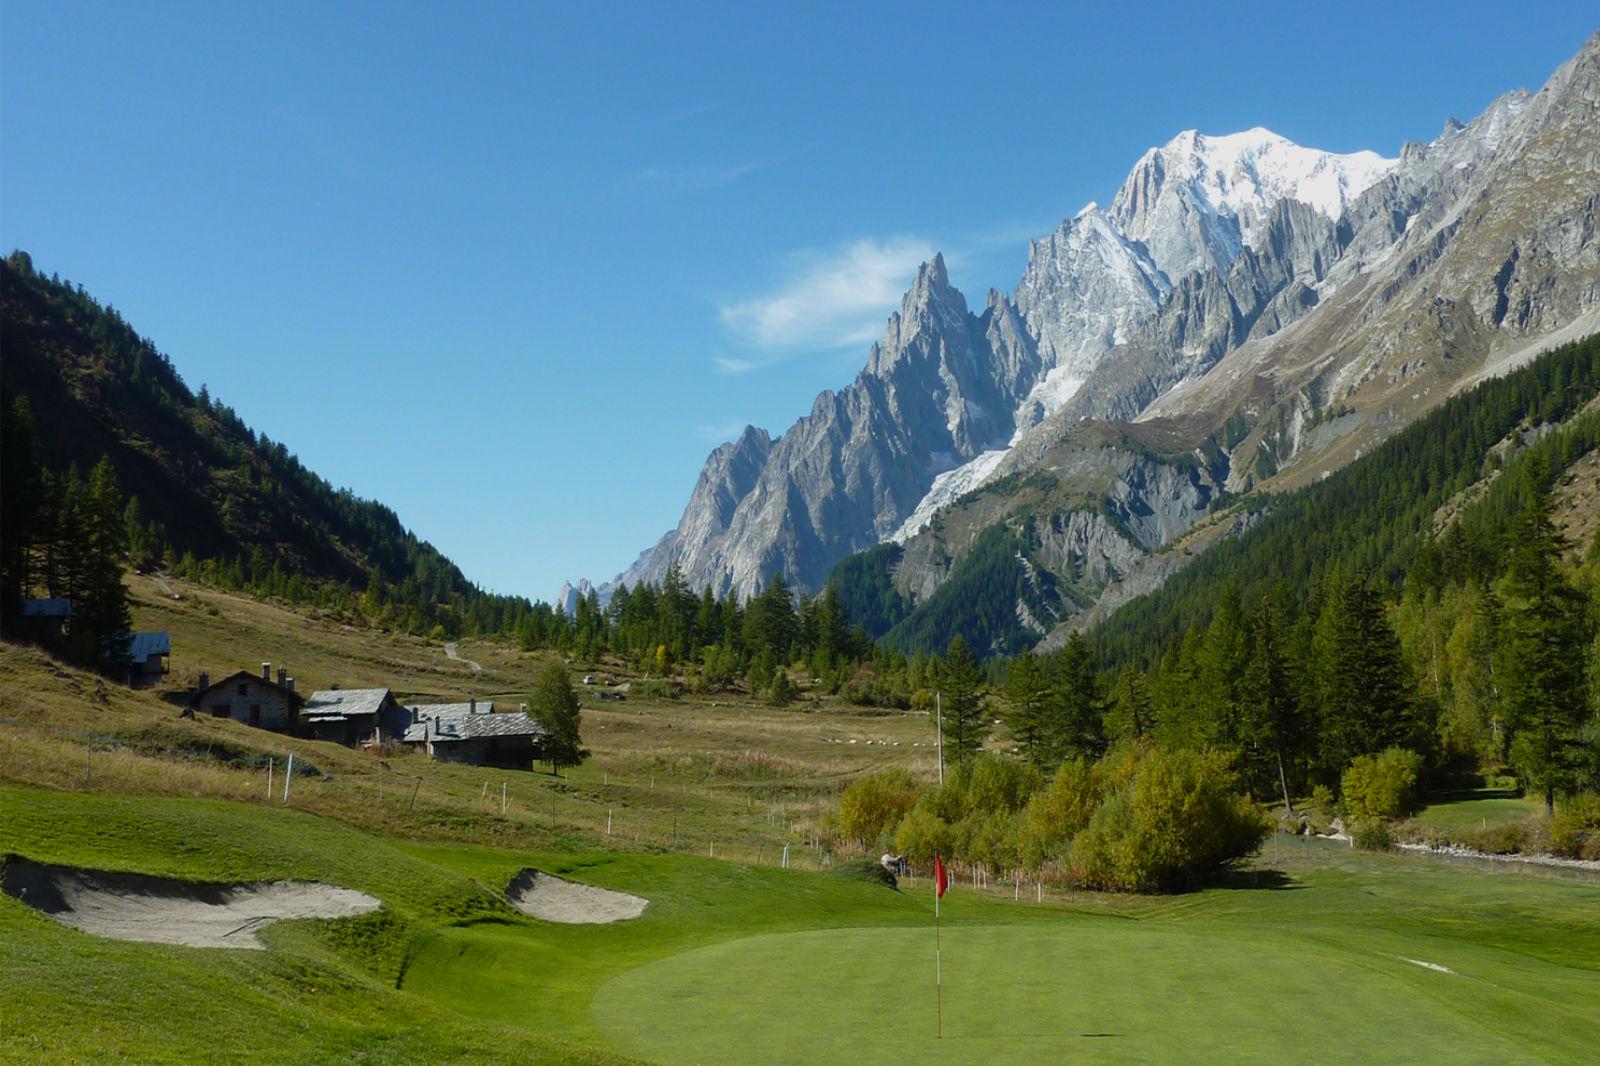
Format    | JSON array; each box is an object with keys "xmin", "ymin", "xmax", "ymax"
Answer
[{"xmin": 4, "ymin": 783, "xmax": 1597, "ymax": 1065}]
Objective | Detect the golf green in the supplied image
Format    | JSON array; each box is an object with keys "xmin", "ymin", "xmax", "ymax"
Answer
[{"xmin": 591, "ymin": 922, "xmax": 1547, "ymax": 1064}]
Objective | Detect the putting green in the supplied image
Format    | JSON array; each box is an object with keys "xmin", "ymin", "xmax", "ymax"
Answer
[{"xmin": 591, "ymin": 922, "xmax": 1538, "ymax": 1065}]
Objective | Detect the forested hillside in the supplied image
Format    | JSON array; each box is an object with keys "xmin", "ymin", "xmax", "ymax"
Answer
[
  {"xmin": 0, "ymin": 251, "xmax": 534, "ymax": 638},
  {"xmin": 1088, "ymin": 333, "xmax": 1600, "ymax": 671}
]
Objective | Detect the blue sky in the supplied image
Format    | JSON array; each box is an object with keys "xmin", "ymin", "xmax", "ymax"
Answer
[{"xmin": 3, "ymin": 2, "xmax": 1594, "ymax": 601}]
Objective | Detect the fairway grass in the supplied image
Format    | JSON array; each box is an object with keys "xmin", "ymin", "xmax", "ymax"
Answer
[{"xmin": 5, "ymin": 785, "xmax": 1598, "ymax": 1063}]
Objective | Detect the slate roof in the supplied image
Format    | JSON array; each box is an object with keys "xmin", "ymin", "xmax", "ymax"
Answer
[
  {"xmin": 127, "ymin": 632, "xmax": 171, "ymax": 665},
  {"xmin": 21, "ymin": 598, "xmax": 73, "ymax": 617},
  {"xmin": 198, "ymin": 669, "xmax": 305, "ymax": 707},
  {"xmin": 402, "ymin": 707, "xmax": 546, "ymax": 744},
  {"xmin": 408, "ymin": 701, "xmax": 495, "ymax": 718},
  {"xmin": 303, "ymin": 688, "xmax": 392, "ymax": 721}
]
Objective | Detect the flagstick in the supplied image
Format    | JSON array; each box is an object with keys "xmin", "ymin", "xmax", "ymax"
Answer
[{"xmin": 935, "ymin": 873, "xmax": 942, "ymax": 1040}]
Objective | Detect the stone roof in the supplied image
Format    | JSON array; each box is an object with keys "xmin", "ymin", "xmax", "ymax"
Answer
[
  {"xmin": 303, "ymin": 688, "xmax": 392, "ymax": 721},
  {"xmin": 407, "ymin": 701, "xmax": 494, "ymax": 718},
  {"xmin": 127, "ymin": 632, "xmax": 170, "ymax": 665},
  {"xmin": 402, "ymin": 707, "xmax": 546, "ymax": 744},
  {"xmin": 198, "ymin": 669, "xmax": 304, "ymax": 707}
]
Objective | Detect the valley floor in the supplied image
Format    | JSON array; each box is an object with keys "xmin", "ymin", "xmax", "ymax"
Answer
[{"xmin": 2, "ymin": 579, "xmax": 1597, "ymax": 1063}]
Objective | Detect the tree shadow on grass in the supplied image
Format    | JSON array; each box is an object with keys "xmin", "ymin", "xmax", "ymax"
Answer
[{"xmin": 1210, "ymin": 868, "xmax": 1299, "ymax": 891}]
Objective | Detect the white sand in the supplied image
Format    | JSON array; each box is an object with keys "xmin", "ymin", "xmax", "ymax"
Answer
[
  {"xmin": 3, "ymin": 858, "xmax": 381, "ymax": 949},
  {"xmin": 506, "ymin": 869, "xmax": 647, "ymax": 924}
]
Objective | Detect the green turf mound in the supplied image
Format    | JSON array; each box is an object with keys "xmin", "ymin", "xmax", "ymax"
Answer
[{"xmin": 828, "ymin": 858, "xmax": 897, "ymax": 890}]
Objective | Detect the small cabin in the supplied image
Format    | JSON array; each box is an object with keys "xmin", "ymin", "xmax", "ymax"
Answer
[
  {"xmin": 401, "ymin": 699, "xmax": 546, "ymax": 769},
  {"xmin": 124, "ymin": 632, "xmax": 171, "ymax": 688},
  {"xmin": 16, "ymin": 598, "xmax": 73, "ymax": 648},
  {"xmin": 195, "ymin": 664, "xmax": 303, "ymax": 731},
  {"xmin": 301, "ymin": 687, "xmax": 410, "ymax": 746}
]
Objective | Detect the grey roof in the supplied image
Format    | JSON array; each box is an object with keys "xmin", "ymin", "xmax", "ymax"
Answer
[
  {"xmin": 408, "ymin": 701, "xmax": 495, "ymax": 717},
  {"xmin": 127, "ymin": 632, "xmax": 171, "ymax": 665},
  {"xmin": 22, "ymin": 598, "xmax": 73, "ymax": 617},
  {"xmin": 402, "ymin": 707, "xmax": 546, "ymax": 744},
  {"xmin": 303, "ymin": 688, "xmax": 392, "ymax": 721}
]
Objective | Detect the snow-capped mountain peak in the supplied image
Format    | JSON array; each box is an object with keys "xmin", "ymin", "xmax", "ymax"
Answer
[{"xmin": 1111, "ymin": 127, "xmax": 1397, "ymax": 280}]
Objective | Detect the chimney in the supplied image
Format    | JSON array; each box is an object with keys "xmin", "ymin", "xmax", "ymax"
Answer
[
  {"xmin": 411, "ymin": 706, "xmax": 420, "ymax": 723},
  {"xmin": 198, "ymin": 670, "xmax": 209, "ymax": 691},
  {"xmin": 332, "ymin": 683, "xmax": 340, "ymax": 690},
  {"xmin": 261, "ymin": 662, "xmax": 271, "ymax": 682},
  {"xmin": 285, "ymin": 677, "xmax": 295, "ymax": 693},
  {"xmin": 469, "ymin": 696, "xmax": 478, "ymax": 714},
  {"xmin": 277, "ymin": 666, "xmax": 287, "ymax": 688}
]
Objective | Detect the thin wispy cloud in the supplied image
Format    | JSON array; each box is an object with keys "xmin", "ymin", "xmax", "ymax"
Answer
[
  {"xmin": 696, "ymin": 418, "xmax": 755, "ymax": 441},
  {"xmin": 626, "ymin": 160, "xmax": 761, "ymax": 194},
  {"xmin": 717, "ymin": 237, "xmax": 939, "ymax": 364},
  {"xmin": 713, "ymin": 356, "xmax": 756, "ymax": 375}
]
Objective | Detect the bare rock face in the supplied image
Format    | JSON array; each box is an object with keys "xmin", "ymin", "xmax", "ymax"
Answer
[
  {"xmin": 616, "ymin": 255, "xmax": 1042, "ymax": 596},
  {"xmin": 610, "ymin": 32, "xmax": 1600, "ymax": 622}
]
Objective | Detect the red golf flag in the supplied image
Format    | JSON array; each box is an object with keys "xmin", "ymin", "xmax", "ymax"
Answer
[{"xmin": 934, "ymin": 854, "xmax": 949, "ymax": 898}]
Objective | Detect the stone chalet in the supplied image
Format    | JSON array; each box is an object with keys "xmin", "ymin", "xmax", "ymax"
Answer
[
  {"xmin": 300, "ymin": 687, "xmax": 411, "ymax": 746},
  {"xmin": 195, "ymin": 664, "xmax": 304, "ymax": 731},
  {"xmin": 402, "ymin": 699, "xmax": 547, "ymax": 768}
]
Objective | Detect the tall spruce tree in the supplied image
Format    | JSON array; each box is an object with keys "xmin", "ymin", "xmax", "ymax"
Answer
[
  {"xmin": 1004, "ymin": 652, "xmax": 1052, "ymax": 765},
  {"xmin": 1052, "ymin": 632, "xmax": 1106, "ymax": 760},
  {"xmin": 1313, "ymin": 571, "xmax": 1416, "ymax": 783},
  {"xmin": 938, "ymin": 635, "xmax": 986, "ymax": 766},
  {"xmin": 529, "ymin": 664, "xmax": 587, "ymax": 776},
  {"xmin": 1240, "ymin": 597, "xmax": 1298, "ymax": 812},
  {"xmin": 1495, "ymin": 467, "xmax": 1590, "ymax": 813}
]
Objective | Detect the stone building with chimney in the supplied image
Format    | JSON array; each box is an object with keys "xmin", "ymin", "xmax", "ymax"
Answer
[{"xmin": 194, "ymin": 663, "xmax": 303, "ymax": 731}]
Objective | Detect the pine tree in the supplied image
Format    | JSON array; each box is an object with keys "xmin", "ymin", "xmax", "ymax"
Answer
[
  {"xmin": 0, "ymin": 397, "xmax": 41, "ymax": 610},
  {"xmin": 1240, "ymin": 597, "xmax": 1298, "ymax": 812},
  {"xmin": 529, "ymin": 665, "xmax": 587, "ymax": 776},
  {"xmin": 1107, "ymin": 665, "xmax": 1156, "ymax": 742},
  {"xmin": 1496, "ymin": 467, "xmax": 1590, "ymax": 814},
  {"xmin": 1051, "ymin": 632, "xmax": 1106, "ymax": 761},
  {"xmin": 1004, "ymin": 653, "xmax": 1052, "ymax": 765},
  {"xmin": 938, "ymin": 635, "xmax": 987, "ymax": 766}
]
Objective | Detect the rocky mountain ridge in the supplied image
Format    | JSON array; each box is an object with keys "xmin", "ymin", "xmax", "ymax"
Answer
[{"xmin": 602, "ymin": 31, "xmax": 1600, "ymax": 635}]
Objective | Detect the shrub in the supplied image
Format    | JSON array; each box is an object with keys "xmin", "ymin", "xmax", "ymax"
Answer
[
  {"xmin": 1551, "ymin": 794, "xmax": 1600, "ymax": 860},
  {"xmin": 1351, "ymin": 820, "xmax": 1394, "ymax": 851},
  {"xmin": 838, "ymin": 769, "xmax": 921, "ymax": 846},
  {"xmin": 1068, "ymin": 747, "xmax": 1271, "ymax": 892},
  {"xmin": 829, "ymin": 857, "xmax": 897, "ymax": 889},
  {"xmin": 894, "ymin": 806, "xmax": 956, "ymax": 864},
  {"xmin": 1016, "ymin": 758, "xmax": 1100, "ymax": 872},
  {"xmin": 1341, "ymin": 748, "xmax": 1424, "ymax": 822},
  {"xmin": 1463, "ymin": 819, "xmax": 1539, "ymax": 855},
  {"xmin": 632, "ymin": 679, "xmax": 681, "ymax": 700},
  {"xmin": 768, "ymin": 670, "xmax": 798, "ymax": 707}
]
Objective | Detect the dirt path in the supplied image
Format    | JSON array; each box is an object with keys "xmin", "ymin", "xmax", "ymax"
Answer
[{"xmin": 442, "ymin": 642, "xmax": 482, "ymax": 673}]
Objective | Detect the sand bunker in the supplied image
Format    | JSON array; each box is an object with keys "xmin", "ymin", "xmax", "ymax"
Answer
[
  {"xmin": 1, "ymin": 857, "xmax": 381, "ymax": 949},
  {"xmin": 507, "ymin": 869, "xmax": 647, "ymax": 924}
]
